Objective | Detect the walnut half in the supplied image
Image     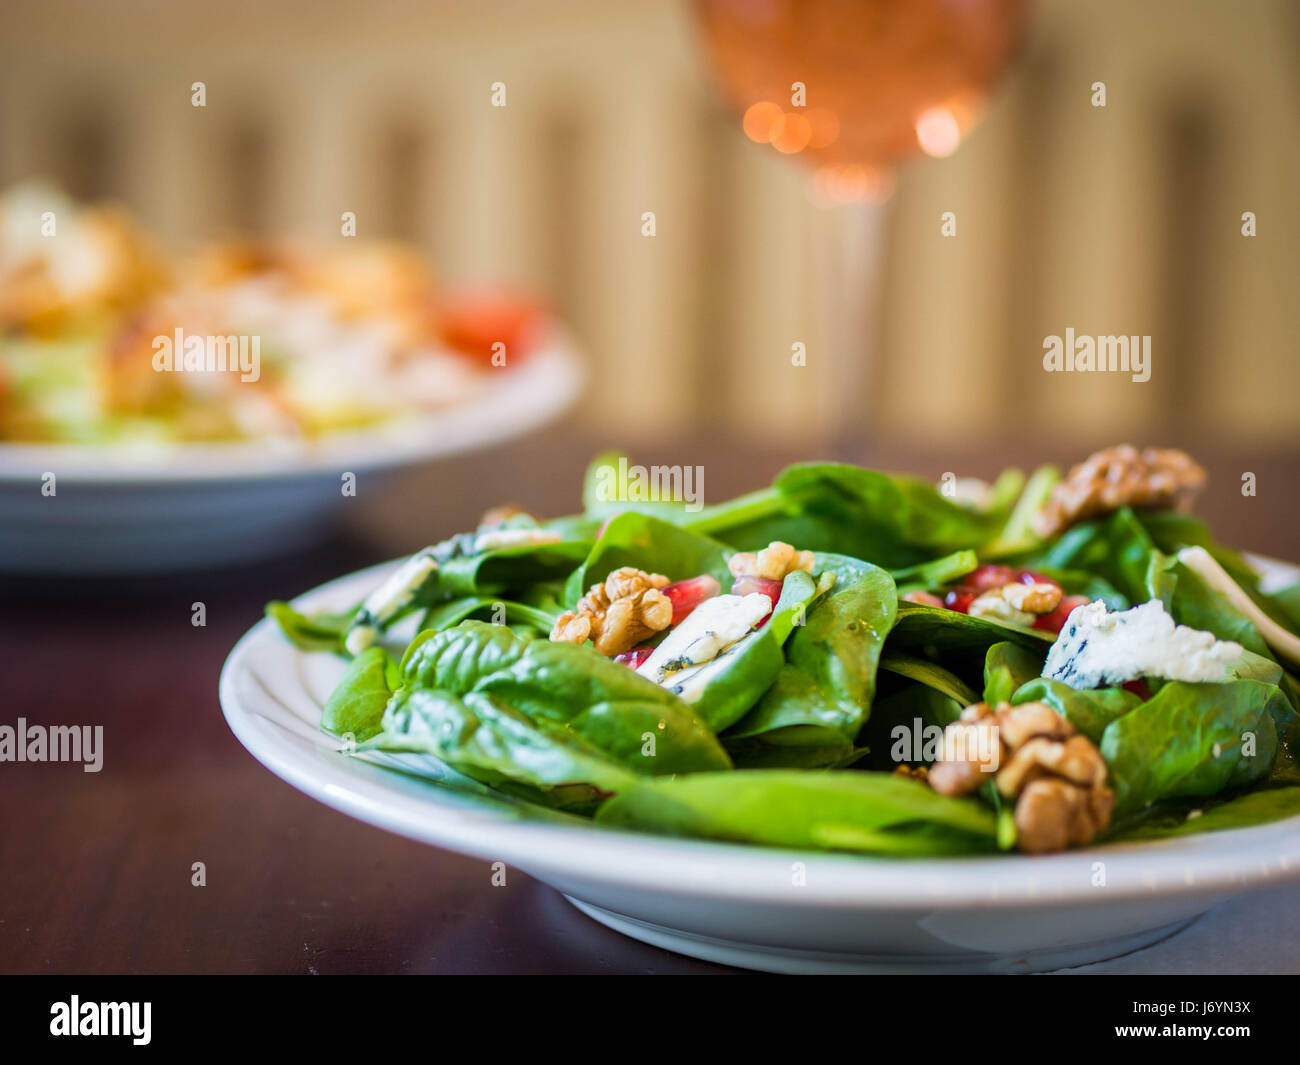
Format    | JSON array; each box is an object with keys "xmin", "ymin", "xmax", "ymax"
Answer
[
  {"xmin": 1034, "ymin": 444, "xmax": 1206, "ymax": 539},
  {"xmin": 550, "ymin": 567, "xmax": 672, "ymax": 656},
  {"xmin": 926, "ymin": 701, "xmax": 1115, "ymax": 853}
]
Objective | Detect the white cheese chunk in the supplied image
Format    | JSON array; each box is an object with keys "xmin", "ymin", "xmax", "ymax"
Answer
[
  {"xmin": 661, "ymin": 634, "xmax": 754, "ymax": 703},
  {"xmin": 345, "ymin": 552, "xmax": 438, "ymax": 654},
  {"xmin": 473, "ymin": 527, "xmax": 563, "ymax": 553},
  {"xmin": 1043, "ymin": 598, "xmax": 1245, "ymax": 689},
  {"xmin": 636, "ymin": 592, "xmax": 772, "ymax": 685}
]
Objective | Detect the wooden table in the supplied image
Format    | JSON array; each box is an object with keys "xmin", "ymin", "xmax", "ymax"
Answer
[{"xmin": 3, "ymin": 430, "xmax": 1297, "ymax": 974}]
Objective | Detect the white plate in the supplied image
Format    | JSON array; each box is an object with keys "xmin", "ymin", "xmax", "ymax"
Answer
[
  {"xmin": 0, "ymin": 331, "xmax": 583, "ymax": 573},
  {"xmin": 219, "ymin": 557, "xmax": 1300, "ymax": 974}
]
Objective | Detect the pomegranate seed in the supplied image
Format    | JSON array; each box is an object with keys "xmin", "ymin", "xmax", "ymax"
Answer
[
  {"xmin": 1034, "ymin": 594, "xmax": 1090, "ymax": 635},
  {"xmin": 1122, "ymin": 678, "xmax": 1153, "ymax": 701},
  {"xmin": 731, "ymin": 575, "xmax": 783, "ymax": 601},
  {"xmin": 944, "ymin": 588, "xmax": 976, "ymax": 613},
  {"xmin": 1016, "ymin": 568, "xmax": 1060, "ymax": 588},
  {"xmin": 967, "ymin": 564, "xmax": 1014, "ymax": 592},
  {"xmin": 662, "ymin": 574, "xmax": 722, "ymax": 624},
  {"xmin": 613, "ymin": 646, "xmax": 654, "ymax": 669}
]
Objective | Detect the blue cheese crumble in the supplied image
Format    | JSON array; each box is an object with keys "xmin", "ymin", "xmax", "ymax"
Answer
[
  {"xmin": 636, "ymin": 592, "xmax": 772, "ymax": 686},
  {"xmin": 1043, "ymin": 598, "xmax": 1245, "ymax": 689},
  {"xmin": 345, "ymin": 550, "xmax": 439, "ymax": 655}
]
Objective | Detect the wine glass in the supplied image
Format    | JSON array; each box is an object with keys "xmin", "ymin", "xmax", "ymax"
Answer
[{"xmin": 693, "ymin": 0, "xmax": 1029, "ymax": 451}]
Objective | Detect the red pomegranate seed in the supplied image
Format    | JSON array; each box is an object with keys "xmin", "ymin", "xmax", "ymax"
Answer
[
  {"xmin": 1034, "ymin": 594, "xmax": 1090, "ymax": 635},
  {"xmin": 662, "ymin": 574, "xmax": 722, "ymax": 624},
  {"xmin": 944, "ymin": 588, "xmax": 976, "ymax": 613},
  {"xmin": 613, "ymin": 646, "xmax": 654, "ymax": 669},
  {"xmin": 967, "ymin": 564, "xmax": 1014, "ymax": 592},
  {"xmin": 1122, "ymin": 678, "xmax": 1153, "ymax": 700},
  {"xmin": 731, "ymin": 575, "xmax": 783, "ymax": 602}
]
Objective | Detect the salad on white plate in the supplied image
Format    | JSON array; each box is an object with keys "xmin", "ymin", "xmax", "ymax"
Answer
[{"xmin": 262, "ymin": 444, "xmax": 1300, "ymax": 857}]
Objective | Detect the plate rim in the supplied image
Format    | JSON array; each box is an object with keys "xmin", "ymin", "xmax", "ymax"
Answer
[{"xmin": 218, "ymin": 554, "xmax": 1300, "ymax": 911}]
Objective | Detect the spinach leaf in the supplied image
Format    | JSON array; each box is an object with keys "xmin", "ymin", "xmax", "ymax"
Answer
[
  {"xmin": 595, "ymin": 770, "xmax": 997, "ymax": 854},
  {"xmin": 724, "ymin": 740, "xmax": 870, "ymax": 770},
  {"xmin": 1100, "ymin": 679, "xmax": 1288, "ymax": 814},
  {"xmin": 983, "ymin": 641, "xmax": 1046, "ymax": 706},
  {"xmin": 399, "ymin": 621, "xmax": 731, "ymax": 776},
  {"xmin": 1136, "ymin": 510, "xmax": 1262, "ymax": 591},
  {"xmin": 437, "ymin": 540, "xmax": 592, "ymax": 601},
  {"xmin": 1107, "ymin": 786, "xmax": 1300, "ymax": 842},
  {"xmin": 858, "ymin": 681, "xmax": 962, "ymax": 772},
  {"xmin": 883, "ymin": 601, "xmax": 1050, "ymax": 687},
  {"xmin": 266, "ymin": 601, "xmax": 355, "ymax": 653},
  {"xmin": 1153, "ymin": 556, "xmax": 1272, "ymax": 658},
  {"xmin": 1010, "ymin": 676, "xmax": 1140, "ymax": 744},
  {"xmin": 1035, "ymin": 507, "xmax": 1161, "ymax": 606},
  {"xmin": 370, "ymin": 686, "xmax": 640, "ymax": 808},
  {"xmin": 419, "ymin": 596, "xmax": 562, "ymax": 634},
  {"xmin": 1267, "ymin": 582, "xmax": 1300, "ymax": 632},
  {"xmin": 880, "ymin": 652, "xmax": 979, "ymax": 707},
  {"xmin": 564, "ymin": 512, "xmax": 732, "ymax": 605},
  {"xmin": 321, "ymin": 645, "xmax": 400, "ymax": 741},
  {"xmin": 725, "ymin": 563, "xmax": 897, "ymax": 747},
  {"xmin": 984, "ymin": 464, "xmax": 1059, "ymax": 557},
  {"xmin": 761, "ymin": 463, "xmax": 1008, "ymax": 569},
  {"xmin": 889, "ymin": 549, "xmax": 978, "ymax": 588},
  {"xmin": 578, "ymin": 450, "xmax": 706, "ymax": 524}
]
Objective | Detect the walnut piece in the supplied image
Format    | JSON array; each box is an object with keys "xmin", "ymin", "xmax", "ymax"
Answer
[
  {"xmin": 1015, "ymin": 779, "xmax": 1116, "ymax": 854},
  {"xmin": 549, "ymin": 566, "xmax": 672, "ymax": 656},
  {"xmin": 925, "ymin": 700, "xmax": 1114, "ymax": 853},
  {"xmin": 968, "ymin": 580, "xmax": 1062, "ymax": 626},
  {"xmin": 968, "ymin": 592, "xmax": 1034, "ymax": 627},
  {"xmin": 1034, "ymin": 444, "xmax": 1206, "ymax": 539},
  {"xmin": 1001, "ymin": 581, "xmax": 1062, "ymax": 615},
  {"xmin": 728, "ymin": 541, "xmax": 815, "ymax": 581}
]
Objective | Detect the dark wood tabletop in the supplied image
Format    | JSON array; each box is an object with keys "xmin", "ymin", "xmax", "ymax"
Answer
[{"xmin": 3, "ymin": 429, "xmax": 1297, "ymax": 974}]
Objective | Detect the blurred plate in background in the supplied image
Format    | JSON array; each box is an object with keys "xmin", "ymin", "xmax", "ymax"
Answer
[{"xmin": 0, "ymin": 328, "xmax": 583, "ymax": 574}]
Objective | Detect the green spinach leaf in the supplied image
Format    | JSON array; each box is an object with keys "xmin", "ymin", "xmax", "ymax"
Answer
[
  {"xmin": 320, "ymin": 645, "xmax": 400, "ymax": 741},
  {"xmin": 595, "ymin": 770, "xmax": 997, "ymax": 854},
  {"xmin": 266, "ymin": 601, "xmax": 355, "ymax": 653},
  {"xmin": 726, "ymin": 563, "xmax": 897, "ymax": 747},
  {"xmin": 399, "ymin": 621, "xmax": 731, "ymax": 775},
  {"xmin": 1010, "ymin": 676, "xmax": 1140, "ymax": 744},
  {"xmin": 564, "ymin": 513, "xmax": 732, "ymax": 605},
  {"xmin": 1100, "ymin": 679, "xmax": 1288, "ymax": 814},
  {"xmin": 983, "ymin": 641, "xmax": 1046, "ymax": 706}
]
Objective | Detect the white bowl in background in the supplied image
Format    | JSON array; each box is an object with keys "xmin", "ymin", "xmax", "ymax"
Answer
[{"xmin": 0, "ymin": 333, "xmax": 583, "ymax": 574}]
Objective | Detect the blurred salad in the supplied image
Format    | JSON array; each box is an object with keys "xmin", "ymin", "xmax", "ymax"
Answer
[
  {"xmin": 0, "ymin": 183, "xmax": 546, "ymax": 444},
  {"xmin": 267, "ymin": 445, "xmax": 1300, "ymax": 856}
]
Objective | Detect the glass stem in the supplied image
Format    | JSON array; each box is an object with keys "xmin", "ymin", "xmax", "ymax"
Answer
[{"xmin": 813, "ymin": 196, "xmax": 888, "ymax": 462}]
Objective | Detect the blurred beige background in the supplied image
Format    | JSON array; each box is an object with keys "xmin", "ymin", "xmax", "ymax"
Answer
[{"xmin": 0, "ymin": 0, "xmax": 1296, "ymax": 457}]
